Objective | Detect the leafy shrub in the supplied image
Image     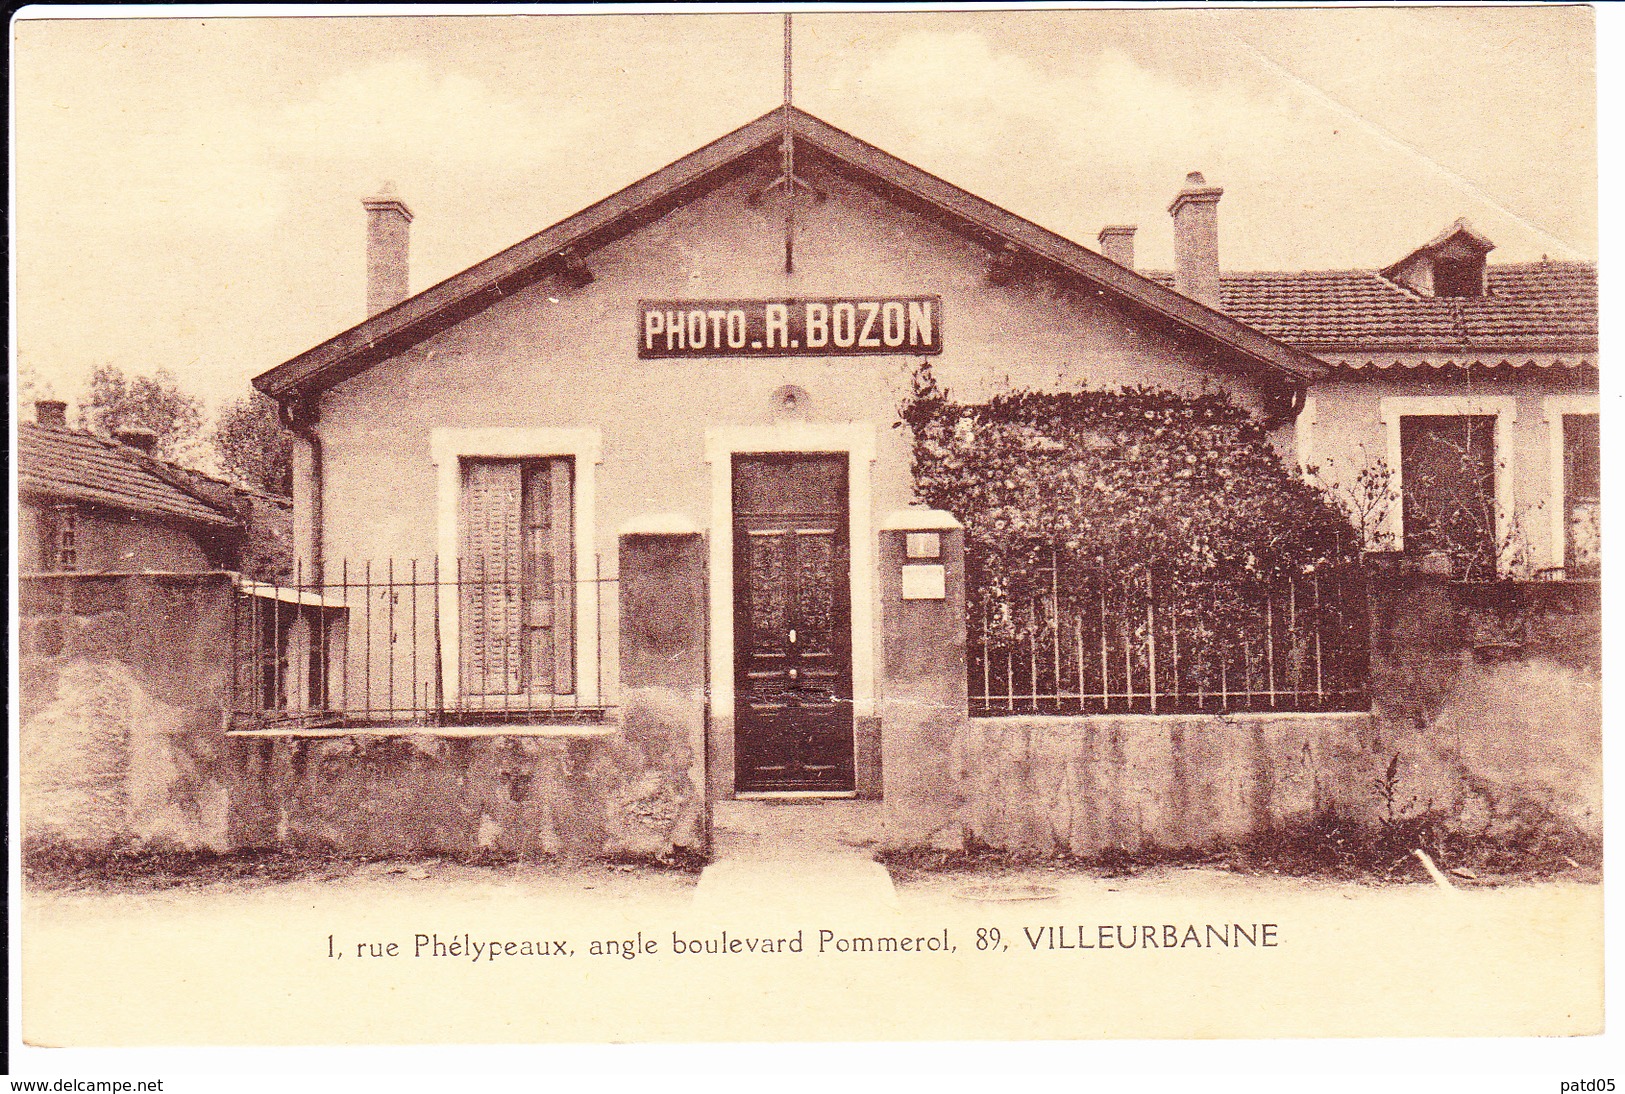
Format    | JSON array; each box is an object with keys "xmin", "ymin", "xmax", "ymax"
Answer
[
  {"xmin": 899, "ymin": 363, "xmax": 1367, "ymax": 699},
  {"xmin": 899, "ymin": 362, "xmax": 1361, "ymax": 582}
]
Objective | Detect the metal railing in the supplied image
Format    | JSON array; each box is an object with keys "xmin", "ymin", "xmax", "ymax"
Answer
[
  {"xmin": 969, "ymin": 556, "xmax": 1370, "ymax": 716},
  {"xmin": 229, "ymin": 557, "xmax": 616, "ymax": 732}
]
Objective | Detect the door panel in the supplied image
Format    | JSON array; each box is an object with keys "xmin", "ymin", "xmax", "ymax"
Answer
[{"xmin": 734, "ymin": 455, "xmax": 854, "ymax": 793}]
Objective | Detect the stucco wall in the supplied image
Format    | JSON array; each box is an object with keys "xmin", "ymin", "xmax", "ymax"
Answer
[
  {"xmin": 18, "ymin": 573, "xmax": 236, "ymax": 851},
  {"xmin": 956, "ymin": 712, "xmax": 1377, "ymax": 854},
  {"xmin": 1367, "ymin": 572, "xmax": 1600, "ymax": 839},
  {"xmin": 1301, "ymin": 372, "xmax": 1597, "ymax": 572},
  {"xmin": 306, "ymin": 161, "xmax": 1274, "ymax": 726},
  {"xmin": 18, "ymin": 499, "xmax": 219, "ymax": 574},
  {"xmin": 227, "ymin": 726, "xmax": 703, "ymax": 860},
  {"xmin": 952, "ymin": 574, "xmax": 1600, "ymax": 856}
]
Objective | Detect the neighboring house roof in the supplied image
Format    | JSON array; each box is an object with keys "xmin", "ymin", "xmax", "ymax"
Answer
[
  {"xmin": 1145, "ymin": 262, "xmax": 1597, "ymax": 367},
  {"xmin": 254, "ymin": 105, "xmax": 1324, "ymax": 402},
  {"xmin": 18, "ymin": 422, "xmax": 242, "ymax": 529}
]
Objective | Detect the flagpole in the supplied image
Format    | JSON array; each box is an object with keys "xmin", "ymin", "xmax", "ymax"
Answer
[{"xmin": 783, "ymin": 12, "xmax": 795, "ymax": 274}]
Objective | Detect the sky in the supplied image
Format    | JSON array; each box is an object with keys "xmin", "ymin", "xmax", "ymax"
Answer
[{"xmin": 10, "ymin": 5, "xmax": 1601, "ymax": 415}]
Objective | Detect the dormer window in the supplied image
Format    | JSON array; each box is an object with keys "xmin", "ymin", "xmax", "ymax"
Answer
[
  {"xmin": 1433, "ymin": 256, "xmax": 1484, "ymax": 298},
  {"xmin": 1382, "ymin": 219, "xmax": 1494, "ymax": 299}
]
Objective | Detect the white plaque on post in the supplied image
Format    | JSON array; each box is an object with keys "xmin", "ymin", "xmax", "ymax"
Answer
[{"xmin": 901, "ymin": 563, "xmax": 947, "ymax": 600}]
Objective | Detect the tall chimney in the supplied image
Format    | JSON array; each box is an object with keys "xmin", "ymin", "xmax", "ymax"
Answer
[
  {"xmin": 114, "ymin": 427, "xmax": 158, "ymax": 454},
  {"xmin": 1169, "ymin": 171, "xmax": 1223, "ymax": 309},
  {"xmin": 362, "ymin": 181, "xmax": 413, "ymax": 317},
  {"xmin": 35, "ymin": 400, "xmax": 67, "ymax": 428},
  {"xmin": 1097, "ymin": 225, "xmax": 1137, "ymax": 269}
]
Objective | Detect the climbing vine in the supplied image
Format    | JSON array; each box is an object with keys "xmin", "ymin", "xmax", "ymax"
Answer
[
  {"xmin": 899, "ymin": 362, "xmax": 1363, "ymax": 583},
  {"xmin": 899, "ymin": 362, "xmax": 1369, "ymax": 703}
]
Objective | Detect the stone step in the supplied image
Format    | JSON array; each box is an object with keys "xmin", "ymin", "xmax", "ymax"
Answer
[
  {"xmin": 697, "ymin": 799, "xmax": 899, "ymax": 918},
  {"xmin": 693, "ymin": 853, "xmax": 900, "ymax": 918},
  {"xmin": 710, "ymin": 798, "xmax": 888, "ymax": 860}
]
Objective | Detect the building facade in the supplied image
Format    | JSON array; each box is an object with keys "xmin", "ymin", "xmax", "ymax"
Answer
[
  {"xmin": 19, "ymin": 401, "xmax": 295, "ymax": 581},
  {"xmin": 1148, "ymin": 223, "xmax": 1598, "ymax": 580},
  {"xmin": 242, "ymin": 106, "xmax": 1596, "ymax": 845}
]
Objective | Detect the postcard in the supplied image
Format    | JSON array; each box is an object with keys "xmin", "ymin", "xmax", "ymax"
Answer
[{"xmin": 8, "ymin": 4, "xmax": 1606, "ymax": 1071}]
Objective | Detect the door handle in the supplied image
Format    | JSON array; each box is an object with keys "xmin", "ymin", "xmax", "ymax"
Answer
[{"xmin": 788, "ymin": 629, "xmax": 797, "ymax": 645}]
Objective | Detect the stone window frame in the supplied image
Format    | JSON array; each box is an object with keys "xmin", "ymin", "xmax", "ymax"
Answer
[
  {"xmin": 1294, "ymin": 394, "xmax": 1318, "ymax": 476},
  {"xmin": 703, "ymin": 422, "xmax": 878, "ymax": 726},
  {"xmin": 1379, "ymin": 394, "xmax": 1517, "ymax": 557},
  {"xmin": 430, "ymin": 427, "xmax": 603, "ymax": 707}
]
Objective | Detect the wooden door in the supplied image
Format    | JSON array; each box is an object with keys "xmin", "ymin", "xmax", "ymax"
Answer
[{"xmin": 733, "ymin": 455, "xmax": 854, "ymax": 793}]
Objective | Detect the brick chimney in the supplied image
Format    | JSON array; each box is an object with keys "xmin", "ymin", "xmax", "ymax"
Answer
[
  {"xmin": 1169, "ymin": 171, "xmax": 1223, "ymax": 309},
  {"xmin": 114, "ymin": 427, "xmax": 158, "ymax": 454},
  {"xmin": 362, "ymin": 181, "xmax": 413, "ymax": 317},
  {"xmin": 35, "ymin": 400, "xmax": 67, "ymax": 427},
  {"xmin": 1097, "ymin": 225, "xmax": 1137, "ymax": 269}
]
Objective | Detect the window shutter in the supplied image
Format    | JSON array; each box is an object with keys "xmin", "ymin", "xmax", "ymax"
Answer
[
  {"xmin": 548, "ymin": 459, "xmax": 575, "ymax": 694},
  {"xmin": 461, "ymin": 460, "xmax": 524, "ymax": 695},
  {"xmin": 520, "ymin": 461, "xmax": 576, "ymax": 695}
]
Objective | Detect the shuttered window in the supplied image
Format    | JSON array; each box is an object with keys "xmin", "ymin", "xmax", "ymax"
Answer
[
  {"xmin": 1400, "ymin": 415, "xmax": 1497, "ymax": 576},
  {"xmin": 460, "ymin": 458, "xmax": 574, "ymax": 697},
  {"xmin": 1563, "ymin": 413, "xmax": 1600, "ymax": 577}
]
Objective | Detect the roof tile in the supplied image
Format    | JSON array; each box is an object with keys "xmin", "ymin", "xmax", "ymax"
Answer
[
  {"xmin": 18, "ymin": 423, "xmax": 241, "ymax": 527},
  {"xmin": 1146, "ymin": 263, "xmax": 1597, "ymax": 355}
]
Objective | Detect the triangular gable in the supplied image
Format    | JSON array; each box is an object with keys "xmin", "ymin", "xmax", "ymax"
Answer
[
  {"xmin": 254, "ymin": 106, "xmax": 1325, "ymax": 402},
  {"xmin": 1382, "ymin": 218, "xmax": 1496, "ymax": 280}
]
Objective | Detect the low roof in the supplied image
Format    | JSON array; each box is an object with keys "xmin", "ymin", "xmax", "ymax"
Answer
[
  {"xmin": 1145, "ymin": 262, "xmax": 1597, "ymax": 360},
  {"xmin": 18, "ymin": 422, "xmax": 242, "ymax": 529},
  {"xmin": 255, "ymin": 106, "xmax": 1324, "ymax": 402}
]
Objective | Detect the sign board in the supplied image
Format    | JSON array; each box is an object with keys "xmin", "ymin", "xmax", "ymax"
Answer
[
  {"xmin": 901, "ymin": 563, "xmax": 947, "ymax": 600},
  {"xmin": 639, "ymin": 297, "xmax": 942, "ymax": 359}
]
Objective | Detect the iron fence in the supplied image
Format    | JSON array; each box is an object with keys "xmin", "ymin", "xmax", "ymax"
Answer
[
  {"xmin": 969, "ymin": 555, "xmax": 1370, "ymax": 716},
  {"xmin": 229, "ymin": 557, "xmax": 616, "ymax": 731}
]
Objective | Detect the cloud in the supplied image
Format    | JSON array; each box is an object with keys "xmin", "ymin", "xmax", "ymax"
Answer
[
  {"xmin": 277, "ymin": 58, "xmax": 592, "ymax": 172},
  {"xmin": 848, "ymin": 31, "xmax": 1311, "ymax": 171}
]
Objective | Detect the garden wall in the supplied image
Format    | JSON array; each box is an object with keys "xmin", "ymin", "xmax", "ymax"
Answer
[
  {"xmin": 18, "ymin": 529, "xmax": 708, "ymax": 861},
  {"xmin": 1368, "ymin": 571, "xmax": 1601, "ymax": 840},
  {"xmin": 18, "ymin": 573, "xmax": 238, "ymax": 851},
  {"xmin": 19, "ymin": 565, "xmax": 1600, "ymax": 862},
  {"xmin": 226, "ymin": 531, "xmax": 707, "ymax": 860},
  {"xmin": 224, "ymin": 710, "xmax": 702, "ymax": 860},
  {"xmin": 954, "ymin": 573, "xmax": 1601, "ymax": 855}
]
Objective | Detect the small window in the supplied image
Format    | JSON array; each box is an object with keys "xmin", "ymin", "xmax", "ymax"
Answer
[
  {"xmin": 1433, "ymin": 257, "xmax": 1484, "ymax": 298},
  {"xmin": 1563, "ymin": 413, "xmax": 1600, "ymax": 577},
  {"xmin": 44, "ymin": 504, "xmax": 79, "ymax": 571},
  {"xmin": 1400, "ymin": 415, "xmax": 1498, "ymax": 576}
]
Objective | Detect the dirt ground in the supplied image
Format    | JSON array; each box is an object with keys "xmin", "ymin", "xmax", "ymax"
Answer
[{"xmin": 18, "ymin": 859, "xmax": 1603, "ymax": 1047}]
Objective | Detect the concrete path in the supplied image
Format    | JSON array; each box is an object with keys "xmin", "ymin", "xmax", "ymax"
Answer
[{"xmin": 694, "ymin": 799, "xmax": 900, "ymax": 917}]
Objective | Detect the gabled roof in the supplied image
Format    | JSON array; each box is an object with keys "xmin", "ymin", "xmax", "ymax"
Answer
[
  {"xmin": 1381, "ymin": 217, "xmax": 1496, "ymax": 281},
  {"xmin": 1144, "ymin": 262, "xmax": 1597, "ymax": 361},
  {"xmin": 18, "ymin": 422, "xmax": 242, "ymax": 529},
  {"xmin": 254, "ymin": 106, "xmax": 1323, "ymax": 401}
]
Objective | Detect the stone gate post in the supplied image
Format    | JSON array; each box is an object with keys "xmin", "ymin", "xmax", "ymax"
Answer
[
  {"xmin": 619, "ymin": 519, "xmax": 709, "ymax": 854},
  {"xmin": 878, "ymin": 507, "xmax": 967, "ymax": 849}
]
